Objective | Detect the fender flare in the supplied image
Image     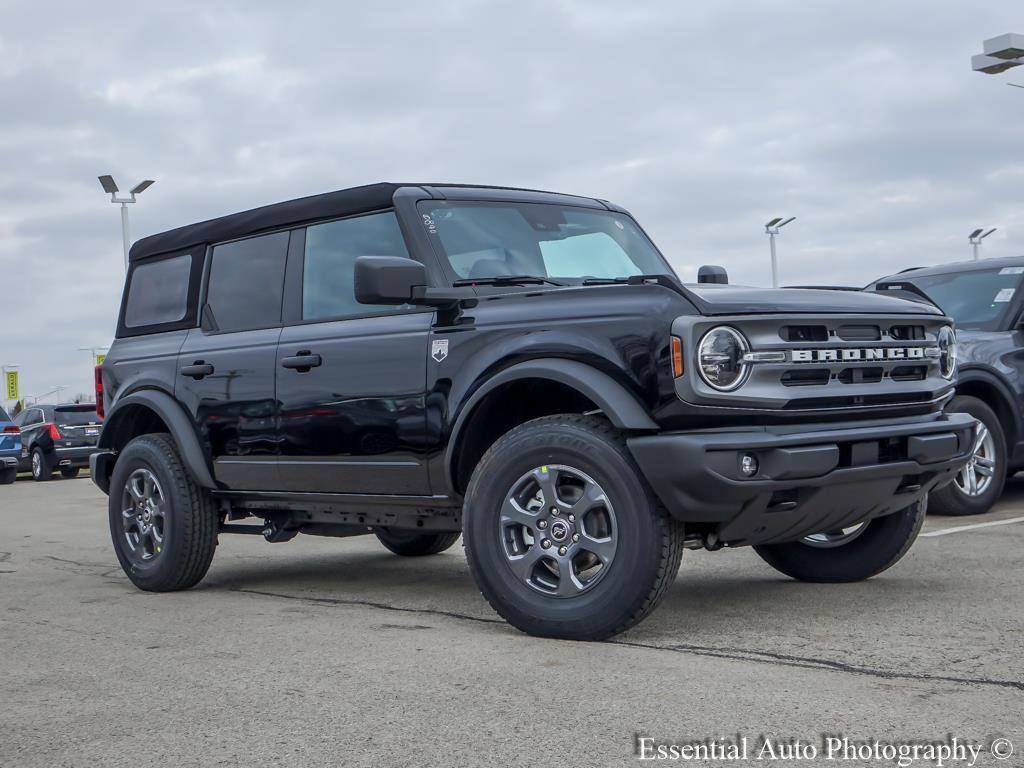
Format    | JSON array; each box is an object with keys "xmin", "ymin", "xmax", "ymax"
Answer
[
  {"xmin": 100, "ymin": 389, "xmax": 217, "ymax": 489},
  {"xmin": 444, "ymin": 358, "xmax": 659, "ymax": 491},
  {"xmin": 955, "ymin": 365, "xmax": 1020, "ymax": 439}
]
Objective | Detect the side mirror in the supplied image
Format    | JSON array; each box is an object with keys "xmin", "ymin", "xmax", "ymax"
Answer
[
  {"xmin": 698, "ymin": 265, "xmax": 728, "ymax": 284},
  {"xmin": 354, "ymin": 256, "xmax": 429, "ymax": 304},
  {"xmin": 354, "ymin": 256, "xmax": 476, "ymax": 308}
]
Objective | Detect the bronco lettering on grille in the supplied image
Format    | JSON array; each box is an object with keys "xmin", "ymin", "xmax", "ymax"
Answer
[{"xmin": 790, "ymin": 347, "xmax": 934, "ymax": 363}]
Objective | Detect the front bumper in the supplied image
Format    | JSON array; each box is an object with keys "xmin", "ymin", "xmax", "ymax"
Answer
[{"xmin": 628, "ymin": 412, "xmax": 976, "ymax": 546}]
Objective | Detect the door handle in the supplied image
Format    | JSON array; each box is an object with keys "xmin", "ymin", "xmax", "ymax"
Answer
[
  {"xmin": 281, "ymin": 352, "xmax": 322, "ymax": 372},
  {"xmin": 180, "ymin": 361, "xmax": 215, "ymax": 379}
]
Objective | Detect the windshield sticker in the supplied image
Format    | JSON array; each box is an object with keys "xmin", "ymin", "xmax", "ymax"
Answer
[
  {"xmin": 999, "ymin": 267, "xmax": 1024, "ymax": 275},
  {"xmin": 994, "ymin": 288, "xmax": 1015, "ymax": 303},
  {"xmin": 421, "ymin": 214, "xmax": 437, "ymax": 235}
]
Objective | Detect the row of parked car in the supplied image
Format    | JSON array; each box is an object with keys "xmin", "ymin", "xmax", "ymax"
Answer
[
  {"xmin": 0, "ymin": 403, "xmax": 102, "ymax": 483},
  {"xmin": 2, "ymin": 255, "xmax": 1020, "ymax": 521}
]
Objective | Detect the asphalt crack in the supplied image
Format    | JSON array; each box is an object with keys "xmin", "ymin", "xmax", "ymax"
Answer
[{"xmin": 229, "ymin": 586, "xmax": 1024, "ymax": 693}]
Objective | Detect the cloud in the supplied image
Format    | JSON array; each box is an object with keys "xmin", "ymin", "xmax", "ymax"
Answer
[{"xmin": 0, "ymin": 0, "xmax": 1021, "ymax": 399}]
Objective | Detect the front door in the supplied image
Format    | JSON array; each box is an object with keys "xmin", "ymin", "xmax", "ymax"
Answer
[
  {"xmin": 175, "ymin": 231, "xmax": 289, "ymax": 490},
  {"xmin": 275, "ymin": 211, "xmax": 433, "ymax": 495}
]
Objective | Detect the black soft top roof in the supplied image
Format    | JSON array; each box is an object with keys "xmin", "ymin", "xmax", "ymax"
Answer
[
  {"xmin": 129, "ymin": 182, "xmax": 608, "ymax": 262},
  {"xmin": 130, "ymin": 182, "xmax": 401, "ymax": 262}
]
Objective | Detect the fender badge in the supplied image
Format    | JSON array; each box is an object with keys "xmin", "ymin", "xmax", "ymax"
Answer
[{"xmin": 431, "ymin": 339, "xmax": 449, "ymax": 362}]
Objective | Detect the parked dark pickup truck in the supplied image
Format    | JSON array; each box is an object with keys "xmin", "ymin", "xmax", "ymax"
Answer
[{"xmin": 91, "ymin": 183, "xmax": 973, "ymax": 639}]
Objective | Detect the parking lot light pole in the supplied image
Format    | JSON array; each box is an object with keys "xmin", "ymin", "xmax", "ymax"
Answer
[
  {"xmin": 98, "ymin": 176, "xmax": 155, "ymax": 271},
  {"xmin": 968, "ymin": 228, "xmax": 996, "ymax": 260},
  {"xmin": 764, "ymin": 217, "xmax": 795, "ymax": 288},
  {"xmin": 971, "ymin": 33, "xmax": 1024, "ymax": 80}
]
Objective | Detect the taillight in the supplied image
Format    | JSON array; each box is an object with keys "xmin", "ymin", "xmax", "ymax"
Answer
[
  {"xmin": 670, "ymin": 336, "xmax": 684, "ymax": 378},
  {"xmin": 47, "ymin": 423, "xmax": 62, "ymax": 440},
  {"xmin": 95, "ymin": 364, "xmax": 105, "ymax": 420},
  {"xmin": 2, "ymin": 425, "xmax": 18, "ymax": 435}
]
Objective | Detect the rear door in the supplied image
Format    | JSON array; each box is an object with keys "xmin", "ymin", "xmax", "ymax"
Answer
[
  {"xmin": 175, "ymin": 231, "xmax": 290, "ymax": 490},
  {"xmin": 275, "ymin": 212, "xmax": 433, "ymax": 495}
]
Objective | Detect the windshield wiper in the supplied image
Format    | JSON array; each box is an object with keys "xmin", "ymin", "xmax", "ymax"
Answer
[
  {"xmin": 581, "ymin": 274, "xmax": 676, "ymax": 286},
  {"xmin": 453, "ymin": 275, "xmax": 564, "ymax": 287}
]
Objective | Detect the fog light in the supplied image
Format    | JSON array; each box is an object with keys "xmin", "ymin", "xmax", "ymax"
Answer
[{"xmin": 740, "ymin": 454, "xmax": 759, "ymax": 477}]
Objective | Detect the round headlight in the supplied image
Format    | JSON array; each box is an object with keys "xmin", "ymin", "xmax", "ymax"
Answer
[
  {"xmin": 937, "ymin": 326, "xmax": 957, "ymax": 379},
  {"xmin": 697, "ymin": 326, "xmax": 750, "ymax": 391}
]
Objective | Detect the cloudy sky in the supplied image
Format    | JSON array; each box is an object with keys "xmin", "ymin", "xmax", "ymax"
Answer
[{"xmin": 0, "ymin": 1, "xmax": 1020, "ymax": 403}]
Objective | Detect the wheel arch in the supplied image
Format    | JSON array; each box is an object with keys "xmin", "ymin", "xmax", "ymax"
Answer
[
  {"xmin": 955, "ymin": 367, "xmax": 1018, "ymax": 452},
  {"xmin": 97, "ymin": 389, "xmax": 216, "ymax": 493},
  {"xmin": 444, "ymin": 359, "xmax": 658, "ymax": 495}
]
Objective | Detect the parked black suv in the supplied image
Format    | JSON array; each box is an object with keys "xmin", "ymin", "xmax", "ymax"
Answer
[
  {"xmin": 872, "ymin": 255, "xmax": 1024, "ymax": 516},
  {"xmin": 15, "ymin": 403, "xmax": 102, "ymax": 480},
  {"xmin": 91, "ymin": 183, "xmax": 973, "ymax": 640}
]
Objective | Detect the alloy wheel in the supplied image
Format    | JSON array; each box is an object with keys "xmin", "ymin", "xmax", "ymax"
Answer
[
  {"xmin": 498, "ymin": 464, "xmax": 617, "ymax": 597},
  {"xmin": 120, "ymin": 468, "xmax": 167, "ymax": 563},
  {"xmin": 955, "ymin": 422, "xmax": 997, "ymax": 497}
]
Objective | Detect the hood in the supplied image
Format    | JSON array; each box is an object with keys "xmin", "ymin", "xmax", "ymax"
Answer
[{"xmin": 683, "ymin": 284, "xmax": 943, "ymax": 316}]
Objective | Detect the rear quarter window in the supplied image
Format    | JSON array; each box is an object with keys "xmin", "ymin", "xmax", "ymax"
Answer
[
  {"xmin": 0, "ymin": 406, "xmax": 10, "ymax": 422},
  {"xmin": 118, "ymin": 250, "xmax": 204, "ymax": 337}
]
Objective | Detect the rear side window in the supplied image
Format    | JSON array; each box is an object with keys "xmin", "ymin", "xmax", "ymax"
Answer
[
  {"xmin": 54, "ymin": 406, "xmax": 99, "ymax": 426},
  {"xmin": 124, "ymin": 254, "xmax": 193, "ymax": 328},
  {"xmin": 207, "ymin": 231, "xmax": 289, "ymax": 332}
]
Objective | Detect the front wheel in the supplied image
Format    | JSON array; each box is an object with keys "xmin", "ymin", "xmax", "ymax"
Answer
[
  {"xmin": 463, "ymin": 415, "xmax": 684, "ymax": 641},
  {"xmin": 929, "ymin": 396, "xmax": 1005, "ymax": 516},
  {"xmin": 375, "ymin": 529, "xmax": 460, "ymax": 556},
  {"xmin": 108, "ymin": 433, "xmax": 218, "ymax": 592},
  {"xmin": 753, "ymin": 500, "xmax": 926, "ymax": 582}
]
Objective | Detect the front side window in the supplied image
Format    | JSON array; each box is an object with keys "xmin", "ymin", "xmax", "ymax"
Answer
[
  {"xmin": 303, "ymin": 211, "xmax": 410, "ymax": 321},
  {"xmin": 900, "ymin": 268, "xmax": 1024, "ymax": 331},
  {"xmin": 207, "ymin": 231, "xmax": 289, "ymax": 332},
  {"xmin": 418, "ymin": 201, "xmax": 671, "ymax": 282},
  {"xmin": 124, "ymin": 254, "xmax": 192, "ymax": 328}
]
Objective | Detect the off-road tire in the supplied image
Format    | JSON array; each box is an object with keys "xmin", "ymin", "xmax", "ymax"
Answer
[
  {"xmin": 0, "ymin": 468, "xmax": 15, "ymax": 485},
  {"xmin": 463, "ymin": 414, "xmax": 684, "ymax": 641},
  {"xmin": 60, "ymin": 467, "xmax": 81, "ymax": 479},
  {"xmin": 31, "ymin": 447, "xmax": 52, "ymax": 481},
  {"xmin": 108, "ymin": 433, "xmax": 218, "ymax": 592},
  {"xmin": 929, "ymin": 396, "xmax": 1006, "ymax": 516},
  {"xmin": 753, "ymin": 500, "xmax": 926, "ymax": 582},
  {"xmin": 375, "ymin": 529, "xmax": 461, "ymax": 556}
]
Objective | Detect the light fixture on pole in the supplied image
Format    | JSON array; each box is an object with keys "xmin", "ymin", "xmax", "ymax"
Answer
[
  {"xmin": 972, "ymin": 33, "xmax": 1024, "ymax": 75},
  {"xmin": 764, "ymin": 216, "xmax": 795, "ymax": 288},
  {"xmin": 968, "ymin": 228, "xmax": 996, "ymax": 260},
  {"xmin": 98, "ymin": 175, "xmax": 155, "ymax": 271}
]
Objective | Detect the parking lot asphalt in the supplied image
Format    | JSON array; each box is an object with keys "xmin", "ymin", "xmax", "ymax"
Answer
[{"xmin": 1, "ymin": 476, "xmax": 1021, "ymax": 768}]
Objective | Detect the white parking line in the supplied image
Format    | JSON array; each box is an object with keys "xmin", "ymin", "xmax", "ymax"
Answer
[{"xmin": 920, "ymin": 515, "xmax": 1024, "ymax": 538}]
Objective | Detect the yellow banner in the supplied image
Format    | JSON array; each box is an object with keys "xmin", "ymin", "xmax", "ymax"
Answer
[
  {"xmin": 4, "ymin": 370, "xmax": 18, "ymax": 401},
  {"xmin": 95, "ymin": 354, "xmax": 106, "ymax": 366}
]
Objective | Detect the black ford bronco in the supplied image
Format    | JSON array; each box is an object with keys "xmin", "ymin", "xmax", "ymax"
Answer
[{"xmin": 92, "ymin": 183, "xmax": 974, "ymax": 640}]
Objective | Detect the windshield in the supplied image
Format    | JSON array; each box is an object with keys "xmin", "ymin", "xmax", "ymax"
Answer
[
  {"xmin": 895, "ymin": 268, "xmax": 1023, "ymax": 331},
  {"xmin": 418, "ymin": 201, "xmax": 672, "ymax": 282},
  {"xmin": 54, "ymin": 406, "xmax": 100, "ymax": 426}
]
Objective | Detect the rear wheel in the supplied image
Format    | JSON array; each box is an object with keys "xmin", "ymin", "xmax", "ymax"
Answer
[
  {"xmin": 60, "ymin": 467, "xmax": 81, "ymax": 479},
  {"xmin": 31, "ymin": 447, "xmax": 52, "ymax": 481},
  {"xmin": 463, "ymin": 415, "xmax": 684, "ymax": 641},
  {"xmin": 375, "ymin": 529, "xmax": 461, "ymax": 556},
  {"xmin": 0, "ymin": 468, "xmax": 15, "ymax": 485},
  {"xmin": 108, "ymin": 433, "xmax": 218, "ymax": 592},
  {"xmin": 753, "ymin": 500, "xmax": 926, "ymax": 582},
  {"xmin": 929, "ymin": 396, "xmax": 1005, "ymax": 516}
]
